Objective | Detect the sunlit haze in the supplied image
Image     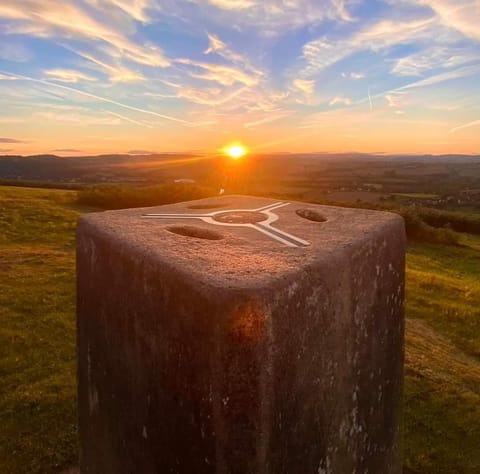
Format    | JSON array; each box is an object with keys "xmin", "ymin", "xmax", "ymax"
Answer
[{"xmin": 0, "ymin": 1, "xmax": 479, "ymax": 155}]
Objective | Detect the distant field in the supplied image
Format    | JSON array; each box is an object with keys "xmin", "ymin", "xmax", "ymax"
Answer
[
  {"xmin": 0, "ymin": 186, "xmax": 479, "ymax": 473},
  {"xmin": 393, "ymin": 193, "xmax": 440, "ymax": 199},
  {"xmin": 325, "ymin": 190, "xmax": 387, "ymax": 203}
]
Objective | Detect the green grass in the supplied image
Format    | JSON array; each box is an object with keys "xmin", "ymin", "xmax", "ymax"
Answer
[
  {"xmin": 404, "ymin": 234, "xmax": 480, "ymax": 473},
  {"xmin": 0, "ymin": 187, "xmax": 82, "ymax": 474},
  {"xmin": 1, "ymin": 185, "xmax": 479, "ymax": 473},
  {"xmin": 406, "ymin": 235, "xmax": 480, "ymax": 359}
]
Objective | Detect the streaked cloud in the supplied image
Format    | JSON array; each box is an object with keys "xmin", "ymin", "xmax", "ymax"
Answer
[
  {"xmin": 206, "ymin": 0, "xmax": 256, "ymax": 10},
  {"xmin": 301, "ymin": 17, "xmax": 439, "ymax": 77},
  {"xmin": 127, "ymin": 149, "xmax": 157, "ymax": 154},
  {"xmin": 44, "ymin": 69, "xmax": 97, "ymax": 83},
  {"xmin": 398, "ymin": 64, "xmax": 480, "ymax": 90},
  {"xmin": 87, "ymin": 0, "xmax": 153, "ymax": 23},
  {"xmin": 385, "ymin": 92, "xmax": 405, "ymax": 108},
  {"xmin": 293, "ymin": 79, "xmax": 316, "ymax": 96},
  {"xmin": 204, "ymin": 33, "xmax": 226, "ymax": 55},
  {"xmin": 0, "ymin": 70, "xmax": 191, "ymax": 124},
  {"xmin": 417, "ymin": 0, "xmax": 480, "ymax": 41},
  {"xmin": 342, "ymin": 72, "xmax": 366, "ymax": 79},
  {"xmin": 0, "ymin": 73, "xmax": 18, "ymax": 81},
  {"xmin": 329, "ymin": 96, "xmax": 352, "ymax": 106},
  {"xmin": 0, "ymin": 137, "xmax": 26, "ymax": 143},
  {"xmin": 53, "ymin": 148, "xmax": 83, "ymax": 152},
  {"xmin": 66, "ymin": 48, "xmax": 145, "ymax": 83},
  {"xmin": 391, "ymin": 46, "xmax": 480, "ymax": 76},
  {"xmin": 202, "ymin": 31, "xmax": 260, "ymax": 78},
  {"xmin": 189, "ymin": 0, "xmax": 355, "ymax": 34},
  {"xmin": 176, "ymin": 58, "xmax": 261, "ymax": 87},
  {"xmin": 0, "ymin": 0, "xmax": 169, "ymax": 67}
]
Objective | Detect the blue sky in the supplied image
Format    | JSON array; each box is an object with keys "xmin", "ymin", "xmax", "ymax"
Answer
[{"xmin": 0, "ymin": 0, "xmax": 479, "ymax": 155}]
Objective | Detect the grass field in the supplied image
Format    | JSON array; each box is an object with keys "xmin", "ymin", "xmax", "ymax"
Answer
[
  {"xmin": 404, "ymin": 236, "xmax": 480, "ymax": 473},
  {"xmin": 1, "ymin": 186, "xmax": 479, "ymax": 473},
  {"xmin": 0, "ymin": 187, "xmax": 83, "ymax": 473},
  {"xmin": 393, "ymin": 193, "xmax": 440, "ymax": 199}
]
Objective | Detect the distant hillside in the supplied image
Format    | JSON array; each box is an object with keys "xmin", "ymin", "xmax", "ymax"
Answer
[
  {"xmin": 0, "ymin": 153, "xmax": 204, "ymax": 184},
  {"xmin": 1, "ymin": 153, "xmax": 480, "ymax": 193}
]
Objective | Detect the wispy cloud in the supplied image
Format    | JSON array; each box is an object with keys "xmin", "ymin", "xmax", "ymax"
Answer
[
  {"xmin": 332, "ymin": 0, "xmax": 355, "ymax": 22},
  {"xmin": 342, "ymin": 72, "xmax": 366, "ymax": 79},
  {"xmin": 418, "ymin": 0, "xmax": 480, "ymax": 41},
  {"xmin": 177, "ymin": 86, "xmax": 247, "ymax": 106},
  {"xmin": 244, "ymin": 112, "xmax": 290, "ymax": 128},
  {"xmin": 0, "ymin": 137, "xmax": 26, "ymax": 143},
  {"xmin": 0, "ymin": 0, "xmax": 169, "ymax": 67},
  {"xmin": 385, "ymin": 92, "xmax": 404, "ymax": 107},
  {"xmin": 398, "ymin": 64, "xmax": 480, "ymax": 90},
  {"xmin": 352, "ymin": 72, "xmax": 365, "ymax": 79},
  {"xmin": 205, "ymin": 0, "xmax": 256, "ymax": 10},
  {"xmin": 127, "ymin": 149, "xmax": 157, "ymax": 155},
  {"xmin": 0, "ymin": 70, "xmax": 191, "ymax": 124},
  {"xmin": 67, "ymin": 48, "xmax": 145, "ymax": 83},
  {"xmin": 88, "ymin": 0, "xmax": 153, "ymax": 23},
  {"xmin": 204, "ymin": 33, "xmax": 226, "ymax": 55},
  {"xmin": 203, "ymin": 31, "xmax": 259, "ymax": 73},
  {"xmin": 53, "ymin": 148, "xmax": 83, "ymax": 152},
  {"xmin": 0, "ymin": 73, "xmax": 17, "ymax": 81},
  {"xmin": 189, "ymin": 0, "xmax": 354, "ymax": 34},
  {"xmin": 391, "ymin": 45, "xmax": 480, "ymax": 76},
  {"xmin": 293, "ymin": 79, "xmax": 316, "ymax": 96},
  {"xmin": 176, "ymin": 58, "xmax": 261, "ymax": 87},
  {"xmin": 300, "ymin": 16, "xmax": 439, "ymax": 77},
  {"xmin": 44, "ymin": 68, "xmax": 97, "ymax": 83},
  {"xmin": 329, "ymin": 96, "xmax": 352, "ymax": 106}
]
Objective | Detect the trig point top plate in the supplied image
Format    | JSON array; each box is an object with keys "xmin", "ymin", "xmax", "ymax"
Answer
[{"xmin": 78, "ymin": 195, "xmax": 404, "ymax": 290}]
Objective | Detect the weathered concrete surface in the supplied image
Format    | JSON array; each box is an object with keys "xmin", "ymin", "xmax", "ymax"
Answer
[{"xmin": 77, "ymin": 195, "xmax": 406, "ymax": 474}]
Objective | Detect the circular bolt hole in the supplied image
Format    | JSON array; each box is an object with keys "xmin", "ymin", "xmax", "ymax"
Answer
[
  {"xmin": 166, "ymin": 225, "xmax": 223, "ymax": 240},
  {"xmin": 213, "ymin": 211, "xmax": 267, "ymax": 224},
  {"xmin": 296, "ymin": 208, "xmax": 327, "ymax": 222},
  {"xmin": 188, "ymin": 203, "xmax": 229, "ymax": 210}
]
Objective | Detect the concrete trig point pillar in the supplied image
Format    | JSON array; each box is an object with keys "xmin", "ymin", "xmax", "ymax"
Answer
[{"xmin": 77, "ymin": 195, "xmax": 405, "ymax": 474}]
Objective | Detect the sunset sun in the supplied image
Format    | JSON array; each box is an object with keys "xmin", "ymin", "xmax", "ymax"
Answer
[{"xmin": 224, "ymin": 143, "xmax": 247, "ymax": 160}]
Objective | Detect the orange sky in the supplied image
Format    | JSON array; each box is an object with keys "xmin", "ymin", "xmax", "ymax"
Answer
[{"xmin": 1, "ymin": 0, "xmax": 479, "ymax": 155}]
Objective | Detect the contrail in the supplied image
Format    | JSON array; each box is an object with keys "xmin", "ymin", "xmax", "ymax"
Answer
[
  {"xmin": 450, "ymin": 119, "xmax": 480, "ymax": 134},
  {"xmin": 368, "ymin": 87, "xmax": 373, "ymax": 111},
  {"xmin": 0, "ymin": 70, "xmax": 191, "ymax": 125}
]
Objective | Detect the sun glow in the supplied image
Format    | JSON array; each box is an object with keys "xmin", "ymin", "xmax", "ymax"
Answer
[{"xmin": 223, "ymin": 143, "xmax": 248, "ymax": 160}]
